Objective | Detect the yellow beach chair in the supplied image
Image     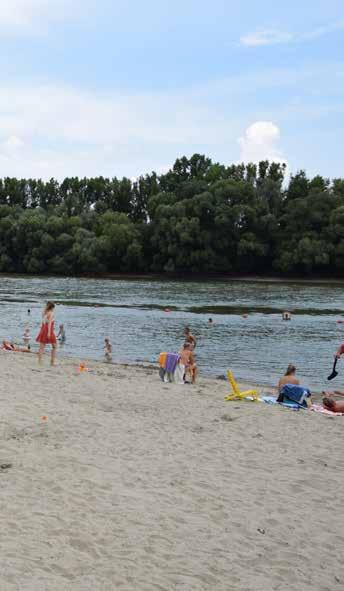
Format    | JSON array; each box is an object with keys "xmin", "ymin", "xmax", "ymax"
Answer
[{"xmin": 224, "ymin": 370, "xmax": 259, "ymax": 402}]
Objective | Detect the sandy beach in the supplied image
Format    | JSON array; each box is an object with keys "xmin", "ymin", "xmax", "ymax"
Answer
[{"xmin": 0, "ymin": 352, "xmax": 343, "ymax": 591}]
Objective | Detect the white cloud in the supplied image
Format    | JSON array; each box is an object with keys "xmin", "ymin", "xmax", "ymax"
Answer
[
  {"xmin": 0, "ymin": 0, "xmax": 87, "ymax": 34},
  {"xmin": 240, "ymin": 21, "xmax": 344, "ymax": 47},
  {"xmin": 238, "ymin": 122, "xmax": 287, "ymax": 167},
  {"xmin": 240, "ymin": 30, "xmax": 293, "ymax": 47},
  {"xmin": 3, "ymin": 135, "xmax": 24, "ymax": 151},
  {"xmin": 0, "ymin": 82, "xmax": 231, "ymax": 179}
]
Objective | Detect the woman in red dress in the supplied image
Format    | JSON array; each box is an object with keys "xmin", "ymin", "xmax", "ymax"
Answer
[{"xmin": 36, "ymin": 301, "xmax": 57, "ymax": 365}]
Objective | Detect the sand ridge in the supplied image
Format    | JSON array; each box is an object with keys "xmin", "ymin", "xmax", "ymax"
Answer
[{"xmin": 0, "ymin": 352, "xmax": 343, "ymax": 591}]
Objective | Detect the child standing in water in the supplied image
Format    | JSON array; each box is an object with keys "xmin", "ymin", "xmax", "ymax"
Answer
[
  {"xmin": 36, "ymin": 302, "xmax": 57, "ymax": 366},
  {"xmin": 57, "ymin": 324, "xmax": 66, "ymax": 344},
  {"xmin": 23, "ymin": 327, "xmax": 31, "ymax": 349},
  {"xmin": 104, "ymin": 338, "xmax": 112, "ymax": 362}
]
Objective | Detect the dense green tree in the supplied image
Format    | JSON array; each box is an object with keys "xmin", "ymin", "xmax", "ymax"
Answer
[{"xmin": 0, "ymin": 155, "xmax": 341, "ymax": 276}]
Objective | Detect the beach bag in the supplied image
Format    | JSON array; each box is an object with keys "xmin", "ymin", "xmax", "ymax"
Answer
[{"xmin": 279, "ymin": 384, "xmax": 311, "ymax": 408}]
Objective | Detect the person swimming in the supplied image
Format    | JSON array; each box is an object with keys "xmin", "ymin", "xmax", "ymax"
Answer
[{"xmin": 282, "ymin": 311, "xmax": 291, "ymax": 321}]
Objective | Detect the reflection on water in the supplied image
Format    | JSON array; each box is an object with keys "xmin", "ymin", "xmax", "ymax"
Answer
[{"xmin": 0, "ymin": 275, "xmax": 343, "ymax": 390}]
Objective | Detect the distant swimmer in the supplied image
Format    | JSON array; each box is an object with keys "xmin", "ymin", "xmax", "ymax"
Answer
[
  {"xmin": 282, "ymin": 311, "xmax": 291, "ymax": 321},
  {"xmin": 208, "ymin": 318, "xmax": 214, "ymax": 324},
  {"xmin": 27, "ymin": 309, "xmax": 31, "ymax": 315}
]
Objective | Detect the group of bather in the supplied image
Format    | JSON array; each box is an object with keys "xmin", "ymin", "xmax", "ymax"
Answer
[
  {"xmin": 160, "ymin": 327, "xmax": 198, "ymax": 384},
  {"xmin": 277, "ymin": 343, "xmax": 344, "ymax": 413}
]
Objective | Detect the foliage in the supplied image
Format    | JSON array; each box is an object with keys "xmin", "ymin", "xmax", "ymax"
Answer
[{"xmin": 0, "ymin": 156, "xmax": 342, "ymax": 276}]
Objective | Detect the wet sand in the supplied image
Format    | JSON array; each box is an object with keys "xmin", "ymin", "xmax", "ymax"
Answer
[{"xmin": 0, "ymin": 352, "xmax": 343, "ymax": 591}]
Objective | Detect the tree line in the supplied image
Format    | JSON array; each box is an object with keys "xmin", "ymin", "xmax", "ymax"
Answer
[{"xmin": 0, "ymin": 154, "xmax": 343, "ymax": 276}]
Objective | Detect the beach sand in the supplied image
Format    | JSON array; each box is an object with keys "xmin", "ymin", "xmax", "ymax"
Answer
[{"xmin": 0, "ymin": 352, "xmax": 343, "ymax": 591}]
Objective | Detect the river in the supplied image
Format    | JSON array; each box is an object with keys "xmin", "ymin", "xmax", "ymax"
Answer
[{"xmin": 1, "ymin": 275, "xmax": 343, "ymax": 390}]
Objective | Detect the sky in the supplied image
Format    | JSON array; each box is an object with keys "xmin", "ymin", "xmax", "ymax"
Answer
[{"xmin": 0, "ymin": 0, "xmax": 343, "ymax": 180}]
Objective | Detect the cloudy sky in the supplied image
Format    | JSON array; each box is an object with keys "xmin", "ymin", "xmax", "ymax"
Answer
[{"xmin": 0, "ymin": 0, "xmax": 343, "ymax": 180}]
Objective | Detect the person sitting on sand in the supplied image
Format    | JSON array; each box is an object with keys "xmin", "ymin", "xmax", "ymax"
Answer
[
  {"xmin": 2, "ymin": 340, "xmax": 31, "ymax": 353},
  {"xmin": 322, "ymin": 397, "xmax": 344, "ymax": 413},
  {"xmin": 179, "ymin": 342, "xmax": 197, "ymax": 384},
  {"xmin": 277, "ymin": 364, "xmax": 299, "ymax": 402},
  {"xmin": 104, "ymin": 338, "xmax": 112, "ymax": 362},
  {"xmin": 184, "ymin": 327, "xmax": 196, "ymax": 349}
]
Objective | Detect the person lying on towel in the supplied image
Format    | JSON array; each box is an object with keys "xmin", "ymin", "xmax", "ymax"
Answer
[{"xmin": 322, "ymin": 398, "xmax": 344, "ymax": 413}]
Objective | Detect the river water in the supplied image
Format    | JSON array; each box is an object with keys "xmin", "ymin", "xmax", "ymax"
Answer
[{"xmin": 1, "ymin": 275, "xmax": 343, "ymax": 390}]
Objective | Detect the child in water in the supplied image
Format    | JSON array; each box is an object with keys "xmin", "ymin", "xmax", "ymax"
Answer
[
  {"xmin": 104, "ymin": 338, "xmax": 112, "ymax": 362},
  {"xmin": 57, "ymin": 324, "xmax": 66, "ymax": 344},
  {"xmin": 23, "ymin": 327, "xmax": 31, "ymax": 349}
]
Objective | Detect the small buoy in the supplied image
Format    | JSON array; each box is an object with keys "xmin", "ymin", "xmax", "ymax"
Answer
[
  {"xmin": 78, "ymin": 363, "xmax": 88, "ymax": 373},
  {"xmin": 336, "ymin": 320, "xmax": 344, "ymax": 324},
  {"xmin": 41, "ymin": 416, "xmax": 48, "ymax": 421}
]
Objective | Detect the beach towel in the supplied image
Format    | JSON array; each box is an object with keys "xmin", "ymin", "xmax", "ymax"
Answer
[
  {"xmin": 174, "ymin": 363, "xmax": 185, "ymax": 385},
  {"xmin": 310, "ymin": 404, "xmax": 344, "ymax": 416},
  {"xmin": 159, "ymin": 352, "xmax": 167, "ymax": 368},
  {"xmin": 279, "ymin": 384, "xmax": 311, "ymax": 408},
  {"xmin": 165, "ymin": 353, "xmax": 180, "ymax": 374},
  {"xmin": 261, "ymin": 395, "xmax": 301, "ymax": 410}
]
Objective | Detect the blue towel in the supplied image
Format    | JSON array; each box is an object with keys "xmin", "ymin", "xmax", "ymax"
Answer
[
  {"xmin": 280, "ymin": 384, "xmax": 311, "ymax": 407},
  {"xmin": 261, "ymin": 395, "xmax": 301, "ymax": 410},
  {"xmin": 165, "ymin": 353, "xmax": 180, "ymax": 373}
]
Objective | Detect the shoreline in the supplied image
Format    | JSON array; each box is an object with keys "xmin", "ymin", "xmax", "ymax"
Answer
[{"xmin": 1, "ymin": 271, "xmax": 344, "ymax": 284}]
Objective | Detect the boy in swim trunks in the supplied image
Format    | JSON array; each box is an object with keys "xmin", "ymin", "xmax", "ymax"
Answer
[
  {"xmin": 184, "ymin": 327, "xmax": 196, "ymax": 349},
  {"xmin": 179, "ymin": 343, "xmax": 197, "ymax": 384},
  {"xmin": 104, "ymin": 338, "xmax": 112, "ymax": 362}
]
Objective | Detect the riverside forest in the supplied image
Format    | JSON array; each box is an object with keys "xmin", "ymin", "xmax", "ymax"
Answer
[{"xmin": 0, "ymin": 154, "xmax": 343, "ymax": 277}]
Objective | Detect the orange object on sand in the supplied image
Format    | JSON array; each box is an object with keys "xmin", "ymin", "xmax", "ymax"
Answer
[
  {"xmin": 78, "ymin": 362, "xmax": 88, "ymax": 373},
  {"xmin": 159, "ymin": 353, "xmax": 167, "ymax": 368},
  {"xmin": 41, "ymin": 416, "xmax": 48, "ymax": 421}
]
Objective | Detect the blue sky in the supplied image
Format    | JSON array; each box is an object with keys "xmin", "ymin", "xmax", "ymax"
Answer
[{"xmin": 0, "ymin": 0, "xmax": 343, "ymax": 180}]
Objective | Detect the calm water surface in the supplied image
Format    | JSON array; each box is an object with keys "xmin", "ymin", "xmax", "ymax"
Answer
[{"xmin": 1, "ymin": 275, "xmax": 343, "ymax": 390}]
